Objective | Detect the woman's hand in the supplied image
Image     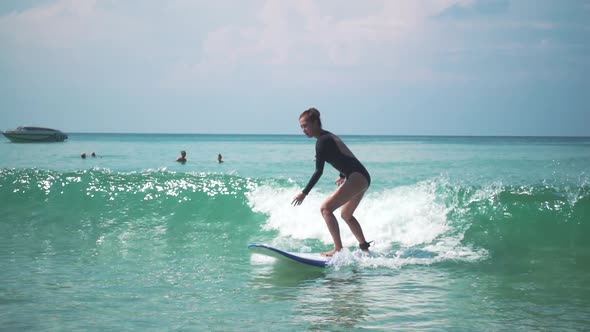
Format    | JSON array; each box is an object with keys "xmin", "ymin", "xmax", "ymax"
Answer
[
  {"xmin": 335, "ymin": 177, "xmax": 345, "ymax": 186},
  {"xmin": 291, "ymin": 192, "xmax": 307, "ymax": 206}
]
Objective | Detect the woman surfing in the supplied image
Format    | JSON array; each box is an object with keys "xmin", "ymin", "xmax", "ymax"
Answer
[{"xmin": 291, "ymin": 108, "xmax": 372, "ymax": 256}]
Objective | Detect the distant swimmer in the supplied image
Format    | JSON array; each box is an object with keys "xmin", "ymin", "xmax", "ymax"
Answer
[
  {"xmin": 91, "ymin": 152, "xmax": 96, "ymax": 157},
  {"xmin": 217, "ymin": 153, "xmax": 224, "ymax": 163},
  {"xmin": 291, "ymin": 107, "xmax": 372, "ymax": 257},
  {"xmin": 81, "ymin": 152, "xmax": 86, "ymax": 159},
  {"xmin": 176, "ymin": 150, "xmax": 187, "ymax": 163}
]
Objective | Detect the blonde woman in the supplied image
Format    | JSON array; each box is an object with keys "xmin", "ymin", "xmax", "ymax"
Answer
[{"xmin": 292, "ymin": 108, "xmax": 372, "ymax": 256}]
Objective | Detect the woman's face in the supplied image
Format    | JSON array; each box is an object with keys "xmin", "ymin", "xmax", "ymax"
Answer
[{"xmin": 299, "ymin": 116, "xmax": 319, "ymax": 138}]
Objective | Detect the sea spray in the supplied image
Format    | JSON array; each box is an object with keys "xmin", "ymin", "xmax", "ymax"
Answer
[
  {"xmin": 247, "ymin": 177, "xmax": 488, "ymax": 267},
  {"xmin": 247, "ymin": 175, "xmax": 590, "ymax": 268}
]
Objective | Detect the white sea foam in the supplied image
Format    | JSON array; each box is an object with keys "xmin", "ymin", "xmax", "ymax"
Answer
[{"xmin": 247, "ymin": 179, "xmax": 488, "ymax": 268}]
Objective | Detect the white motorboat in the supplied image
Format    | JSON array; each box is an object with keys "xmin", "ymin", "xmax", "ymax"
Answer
[{"xmin": 2, "ymin": 126, "xmax": 68, "ymax": 143}]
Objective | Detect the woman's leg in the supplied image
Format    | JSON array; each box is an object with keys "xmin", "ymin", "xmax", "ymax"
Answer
[
  {"xmin": 320, "ymin": 173, "xmax": 368, "ymax": 256},
  {"xmin": 340, "ymin": 190, "xmax": 368, "ymax": 247}
]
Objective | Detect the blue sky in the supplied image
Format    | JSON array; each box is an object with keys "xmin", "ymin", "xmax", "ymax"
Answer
[{"xmin": 1, "ymin": 0, "xmax": 588, "ymax": 135}]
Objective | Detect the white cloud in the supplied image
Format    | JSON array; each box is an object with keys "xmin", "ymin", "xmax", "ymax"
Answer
[
  {"xmin": 164, "ymin": 0, "xmax": 472, "ymax": 87},
  {"xmin": 1, "ymin": 2, "xmax": 151, "ymax": 54},
  {"xmin": 0, "ymin": 0, "xmax": 471, "ymax": 68},
  {"xmin": 1, "ymin": 0, "xmax": 578, "ymax": 89},
  {"xmin": 1, "ymin": 0, "xmax": 113, "ymax": 48}
]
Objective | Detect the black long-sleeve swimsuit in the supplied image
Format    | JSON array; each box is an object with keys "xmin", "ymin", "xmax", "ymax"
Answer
[{"xmin": 302, "ymin": 130, "xmax": 371, "ymax": 195}]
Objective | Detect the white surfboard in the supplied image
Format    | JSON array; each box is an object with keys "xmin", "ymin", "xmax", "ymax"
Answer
[{"xmin": 248, "ymin": 243, "xmax": 330, "ymax": 268}]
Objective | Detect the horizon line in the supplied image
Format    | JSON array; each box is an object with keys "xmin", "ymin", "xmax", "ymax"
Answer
[{"xmin": 65, "ymin": 132, "xmax": 590, "ymax": 138}]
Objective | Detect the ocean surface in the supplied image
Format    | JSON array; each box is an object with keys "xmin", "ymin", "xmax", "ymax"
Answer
[{"xmin": 1, "ymin": 133, "xmax": 589, "ymax": 331}]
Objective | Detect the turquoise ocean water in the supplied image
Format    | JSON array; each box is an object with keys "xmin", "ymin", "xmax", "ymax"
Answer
[{"xmin": 1, "ymin": 133, "xmax": 589, "ymax": 331}]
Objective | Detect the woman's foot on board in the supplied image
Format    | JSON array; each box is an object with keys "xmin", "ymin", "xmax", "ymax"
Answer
[{"xmin": 321, "ymin": 248, "xmax": 341, "ymax": 257}]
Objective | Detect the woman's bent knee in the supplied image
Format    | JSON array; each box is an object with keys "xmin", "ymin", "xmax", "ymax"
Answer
[{"xmin": 320, "ymin": 205, "xmax": 333, "ymax": 217}]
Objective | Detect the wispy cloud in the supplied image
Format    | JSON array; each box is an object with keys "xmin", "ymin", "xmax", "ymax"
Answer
[
  {"xmin": 0, "ymin": 0, "xmax": 136, "ymax": 49},
  {"xmin": 160, "ymin": 0, "xmax": 476, "ymax": 87},
  {"xmin": 1, "ymin": 1, "xmax": 587, "ymax": 89},
  {"xmin": 0, "ymin": 0, "xmax": 482, "ymax": 78}
]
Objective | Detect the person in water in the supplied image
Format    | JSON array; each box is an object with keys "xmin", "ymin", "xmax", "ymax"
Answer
[
  {"xmin": 217, "ymin": 153, "xmax": 224, "ymax": 163},
  {"xmin": 291, "ymin": 108, "xmax": 372, "ymax": 256},
  {"xmin": 176, "ymin": 150, "xmax": 187, "ymax": 163}
]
